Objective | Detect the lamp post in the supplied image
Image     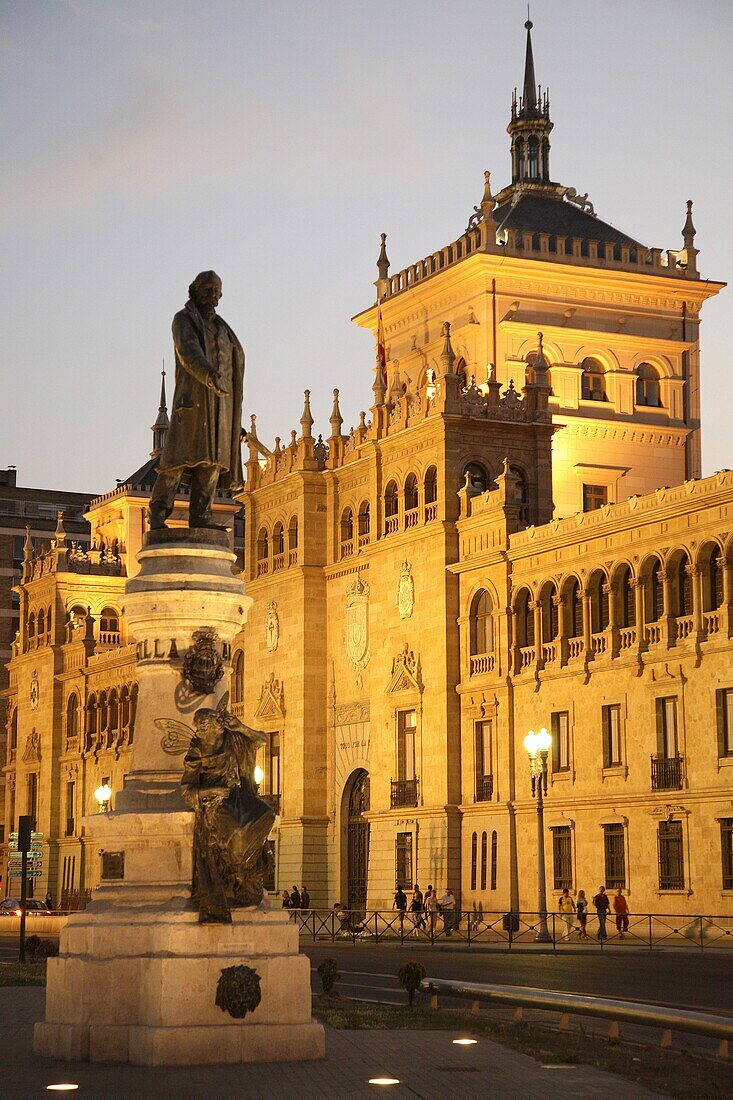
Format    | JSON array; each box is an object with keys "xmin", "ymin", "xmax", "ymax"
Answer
[
  {"xmin": 94, "ymin": 783, "xmax": 112, "ymax": 813},
  {"xmin": 523, "ymin": 727, "xmax": 552, "ymax": 943}
]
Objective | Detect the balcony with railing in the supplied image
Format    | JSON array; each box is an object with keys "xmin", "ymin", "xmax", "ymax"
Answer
[
  {"xmin": 339, "ymin": 540, "xmax": 355, "ymax": 560},
  {"xmin": 618, "ymin": 626, "xmax": 637, "ymax": 652},
  {"xmin": 98, "ymin": 630, "xmax": 121, "ymax": 647},
  {"xmin": 674, "ymin": 615, "xmax": 695, "ymax": 642},
  {"xmin": 358, "ymin": 533, "xmax": 370, "ymax": 550},
  {"xmin": 288, "ymin": 548, "xmax": 298, "ymax": 567},
  {"xmin": 651, "ymin": 754, "xmax": 684, "ymax": 791},
  {"xmin": 541, "ymin": 641, "xmax": 558, "ymax": 665},
  {"xmin": 404, "ymin": 508, "xmax": 419, "ymax": 530},
  {"xmin": 424, "ymin": 501, "xmax": 437, "ymax": 523},
  {"xmin": 567, "ymin": 637, "xmax": 584, "ymax": 660},
  {"xmin": 469, "ymin": 653, "xmax": 495, "ymax": 676},
  {"xmin": 257, "ymin": 558, "xmax": 269, "ymax": 577},
  {"xmin": 591, "ymin": 631, "xmax": 608, "ymax": 657},
  {"xmin": 391, "ymin": 777, "xmax": 419, "ymax": 808},
  {"xmin": 646, "ymin": 621, "xmax": 662, "ymax": 646},
  {"xmin": 384, "ymin": 514, "xmax": 399, "ymax": 536},
  {"xmin": 703, "ymin": 609, "xmax": 721, "ymax": 636},
  {"xmin": 272, "ymin": 552, "xmax": 285, "ymax": 572},
  {"xmin": 475, "ymin": 774, "xmax": 493, "ymax": 802},
  {"xmin": 519, "ymin": 645, "xmax": 535, "ymax": 672}
]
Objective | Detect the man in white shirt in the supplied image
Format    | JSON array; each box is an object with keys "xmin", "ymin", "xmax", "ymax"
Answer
[{"xmin": 439, "ymin": 887, "xmax": 456, "ymax": 936}]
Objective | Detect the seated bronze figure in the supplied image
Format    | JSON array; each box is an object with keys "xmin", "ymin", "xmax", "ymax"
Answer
[{"xmin": 179, "ymin": 696, "xmax": 275, "ymax": 922}]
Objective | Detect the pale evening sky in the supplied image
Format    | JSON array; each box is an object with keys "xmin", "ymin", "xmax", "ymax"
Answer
[{"xmin": 1, "ymin": 0, "xmax": 731, "ymax": 496}]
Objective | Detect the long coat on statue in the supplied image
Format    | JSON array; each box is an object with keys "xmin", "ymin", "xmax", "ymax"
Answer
[{"xmin": 158, "ymin": 299, "xmax": 245, "ymax": 491}]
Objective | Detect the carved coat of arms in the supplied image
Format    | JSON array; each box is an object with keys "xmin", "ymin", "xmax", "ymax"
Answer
[
  {"xmin": 182, "ymin": 628, "xmax": 224, "ymax": 695},
  {"xmin": 345, "ymin": 576, "xmax": 370, "ymax": 686},
  {"xmin": 397, "ymin": 561, "xmax": 414, "ymax": 619}
]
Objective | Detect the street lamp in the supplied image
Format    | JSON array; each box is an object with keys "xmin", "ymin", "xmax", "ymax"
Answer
[
  {"xmin": 94, "ymin": 783, "xmax": 112, "ymax": 813},
  {"xmin": 253, "ymin": 764, "xmax": 264, "ymax": 786},
  {"xmin": 524, "ymin": 727, "xmax": 552, "ymax": 943}
]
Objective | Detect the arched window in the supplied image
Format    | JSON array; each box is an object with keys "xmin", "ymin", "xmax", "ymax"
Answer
[
  {"xmin": 616, "ymin": 566, "xmax": 635, "ymax": 628},
  {"xmin": 288, "ymin": 516, "xmax": 298, "ymax": 549},
  {"xmin": 99, "ymin": 691, "xmax": 108, "ymax": 732},
  {"xmin": 455, "ymin": 358, "xmax": 468, "ymax": 388},
  {"xmin": 384, "ymin": 481, "xmax": 399, "ymax": 532},
  {"xmin": 232, "ymin": 651, "xmax": 245, "ymax": 703},
  {"xmin": 490, "ymin": 831, "xmax": 498, "ymax": 891},
  {"xmin": 675, "ymin": 554, "xmax": 692, "ymax": 617},
  {"xmin": 357, "ymin": 502, "xmax": 370, "ymax": 540},
  {"xmin": 257, "ymin": 527, "xmax": 269, "ymax": 573},
  {"xmin": 480, "ymin": 831, "xmax": 488, "ymax": 891},
  {"xmin": 470, "ymin": 832, "xmax": 477, "ymax": 891},
  {"xmin": 470, "ymin": 590, "xmax": 493, "ymax": 655},
  {"xmin": 340, "ymin": 507, "xmax": 354, "ymax": 556},
  {"xmin": 108, "ymin": 689, "xmax": 119, "ymax": 733},
  {"xmin": 404, "ymin": 473, "xmax": 419, "ymax": 513},
  {"xmin": 463, "ymin": 462, "xmax": 489, "ymax": 494},
  {"xmin": 540, "ymin": 582, "xmax": 558, "ymax": 643},
  {"xmin": 45, "ymin": 605, "xmax": 52, "ymax": 636},
  {"xmin": 706, "ymin": 546, "xmax": 724, "ymax": 611},
  {"xmin": 37, "ymin": 608, "xmax": 45, "ymax": 638},
  {"xmin": 100, "ymin": 607, "xmax": 119, "ymax": 641},
  {"xmin": 68, "ymin": 605, "xmax": 86, "ymax": 641},
  {"xmin": 581, "ymin": 357, "xmax": 606, "ymax": 401},
  {"xmin": 120, "ymin": 685, "xmax": 130, "ymax": 731},
  {"xmin": 273, "ymin": 522, "xmax": 284, "ymax": 557},
  {"xmin": 515, "ymin": 588, "xmax": 534, "ymax": 647},
  {"xmin": 66, "ymin": 693, "xmax": 78, "ymax": 744},
  {"xmin": 588, "ymin": 571, "xmax": 609, "ymax": 633},
  {"xmin": 527, "ymin": 135, "xmax": 539, "ymax": 179},
  {"xmin": 648, "ymin": 559, "xmax": 664, "ymax": 623},
  {"xmin": 510, "ymin": 466, "xmax": 529, "ymax": 526},
  {"xmin": 565, "ymin": 578, "xmax": 583, "ymax": 638},
  {"xmin": 424, "ymin": 466, "xmax": 438, "ymax": 506},
  {"xmin": 86, "ymin": 694, "xmax": 98, "ymax": 747},
  {"xmin": 636, "ymin": 362, "xmax": 661, "ymax": 407},
  {"xmin": 27, "ymin": 612, "xmax": 36, "ymax": 646}
]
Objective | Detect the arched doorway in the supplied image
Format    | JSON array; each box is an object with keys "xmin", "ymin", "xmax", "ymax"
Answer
[{"xmin": 347, "ymin": 769, "xmax": 370, "ymax": 912}]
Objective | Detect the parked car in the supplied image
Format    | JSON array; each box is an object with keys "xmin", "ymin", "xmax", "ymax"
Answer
[{"xmin": 0, "ymin": 898, "xmax": 48, "ymax": 916}]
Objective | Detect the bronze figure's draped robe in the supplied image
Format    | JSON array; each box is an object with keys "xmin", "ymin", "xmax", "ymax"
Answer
[{"xmin": 180, "ymin": 706, "xmax": 275, "ymax": 923}]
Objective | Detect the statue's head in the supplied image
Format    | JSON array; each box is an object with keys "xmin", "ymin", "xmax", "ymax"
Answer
[{"xmin": 189, "ymin": 270, "xmax": 222, "ymax": 315}]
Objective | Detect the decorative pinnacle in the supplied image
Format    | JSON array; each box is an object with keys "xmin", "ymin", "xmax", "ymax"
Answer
[
  {"xmin": 534, "ymin": 330, "xmax": 549, "ymax": 376},
  {"xmin": 300, "ymin": 389, "xmax": 314, "ymax": 438},
  {"xmin": 329, "ymin": 388, "xmax": 343, "ymax": 436},
  {"xmin": 55, "ymin": 509, "xmax": 67, "ymax": 544},
  {"xmin": 23, "ymin": 524, "xmax": 33, "ymax": 561},
  {"xmin": 683, "ymin": 199, "xmax": 696, "ymax": 243},
  {"xmin": 372, "ymin": 361, "xmax": 386, "ymax": 407},
  {"xmin": 377, "ymin": 232, "xmax": 390, "ymax": 280},
  {"xmin": 440, "ymin": 321, "xmax": 456, "ymax": 375}
]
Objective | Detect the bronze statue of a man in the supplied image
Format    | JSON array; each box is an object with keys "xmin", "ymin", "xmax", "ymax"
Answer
[{"xmin": 149, "ymin": 271, "xmax": 244, "ymax": 530}]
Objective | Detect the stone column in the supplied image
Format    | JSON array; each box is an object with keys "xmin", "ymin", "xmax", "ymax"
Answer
[
  {"xmin": 660, "ymin": 568, "xmax": 673, "ymax": 647},
  {"xmin": 604, "ymin": 582, "xmax": 617, "ymax": 657},
  {"xmin": 531, "ymin": 599, "xmax": 542, "ymax": 668},
  {"xmin": 582, "ymin": 591, "xmax": 593, "ymax": 659}
]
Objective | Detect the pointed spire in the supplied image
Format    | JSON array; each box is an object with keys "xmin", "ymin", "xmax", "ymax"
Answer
[
  {"xmin": 522, "ymin": 19, "xmax": 537, "ymax": 113},
  {"xmin": 150, "ymin": 364, "xmax": 170, "ymax": 457},
  {"xmin": 682, "ymin": 199, "xmax": 698, "ymax": 276},
  {"xmin": 23, "ymin": 524, "xmax": 33, "ymax": 562},
  {"xmin": 533, "ymin": 331, "xmax": 549, "ymax": 380},
  {"xmin": 377, "ymin": 233, "xmax": 390, "ymax": 280},
  {"xmin": 372, "ymin": 361, "xmax": 386, "ymax": 408},
  {"xmin": 55, "ymin": 510, "xmax": 67, "ymax": 544},
  {"xmin": 329, "ymin": 388, "xmax": 343, "ymax": 437},
  {"xmin": 439, "ymin": 321, "xmax": 456, "ymax": 376},
  {"xmin": 300, "ymin": 389, "xmax": 314, "ymax": 439}
]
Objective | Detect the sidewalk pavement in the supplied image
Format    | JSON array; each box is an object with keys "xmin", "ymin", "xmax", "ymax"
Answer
[{"xmin": 2, "ymin": 987, "xmax": 665, "ymax": 1099}]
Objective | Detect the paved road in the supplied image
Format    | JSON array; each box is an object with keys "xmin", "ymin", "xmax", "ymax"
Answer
[{"xmin": 302, "ymin": 941, "xmax": 733, "ymax": 1014}]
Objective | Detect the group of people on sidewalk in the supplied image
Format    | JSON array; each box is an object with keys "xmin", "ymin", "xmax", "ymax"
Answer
[
  {"xmin": 393, "ymin": 884, "xmax": 457, "ymax": 936},
  {"xmin": 558, "ymin": 885, "xmax": 629, "ymax": 941},
  {"xmin": 281, "ymin": 884, "xmax": 310, "ymax": 911}
]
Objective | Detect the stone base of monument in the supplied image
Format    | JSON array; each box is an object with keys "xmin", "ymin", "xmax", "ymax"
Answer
[{"xmin": 34, "ymin": 900, "xmax": 325, "ymax": 1065}]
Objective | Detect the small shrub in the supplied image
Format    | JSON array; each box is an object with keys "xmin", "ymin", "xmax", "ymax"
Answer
[
  {"xmin": 317, "ymin": 957, "xmax": 340, "ymax": 995},
  {"xmin": 398, "ymin": 960, "xmax": 426, "ymax": 1005},
  {"xmin": 36, "ymin": 939, "xmax": 59, "ymax": 960},
  {"xmin": 25, "ymin": 935, "xmax": 41, "ymax": 962}
]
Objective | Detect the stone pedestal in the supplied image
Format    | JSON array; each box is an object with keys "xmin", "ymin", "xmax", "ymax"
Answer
[{"xmin": 34, "ymin": 530, "xmax": 324, "ymax": 1065}]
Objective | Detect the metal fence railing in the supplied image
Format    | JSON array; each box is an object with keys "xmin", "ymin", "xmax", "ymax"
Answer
[
  {"xmin": 289, "ymin": 908, "xmax": 733, "ymax": 950},
  {"xmin": 421, "ymin": 977, "xmax": 733, "ymax": 1058}
]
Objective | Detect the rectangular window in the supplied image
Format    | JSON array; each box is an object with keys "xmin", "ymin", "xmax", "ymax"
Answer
[
  {"xmin": 490, "ymin": 831, "xmax": 498, "ymax": 891},
  {"xmin": 657, "ymin": 697, "xmax": 678, "ymax": 758},
  {"xmin": 65, "ymin": 781, "xmax": 75, "ymax": 837},
  {"xmin": 551, "ymin": 711, "xmax": 570, "ymax": 772},
  {"xmin": 26, "ymin": 772, "xmax": 38, "ymax": 830},
  {"xmin": 603, "ymin": 823, "xmax": 626, "ymax": 889},
  {"xmin": 474, "ymin": 720, "xmax": 493, "ymax": 800},
  {"xmin": 397, "ymin": 710, "xmax": 416, "ymax": 781},
  {"xmin": 658, "ymin": 820, "xmax": 684, "ymax": 890},
  {"xmin": 602, "ymin": 704, "xmax": 622, "ymax": 768},
  {"xmin": 582, "ymin": 484, "xmax": 608, "ymax": 513},
  {"xmin": 269, "ymin": 733, "xmax": 280, "ymax": 795},
  {"xmin": 721, "ymin": 820, "xmax": 733, "ymax": 891},
  {"xmin": 395, "ymin": 832, "xmax": 413, "ymax": 890},
  {"xmin": 717, "ymin": 689, "xmax": 733, "ymax": 758},
  {"xmin": 551, "ymin": 826, "xmax": 573, "ymax": 890}
]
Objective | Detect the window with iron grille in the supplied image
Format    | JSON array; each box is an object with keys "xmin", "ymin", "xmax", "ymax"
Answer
[
  {"xmin": 551, "ymin": 826, "xmax": 572, "ymax": 890},
  {"xmin": 603, "ymin": 823, "xmax": 626, "ymax": 888},
  {"xmin": 721, "ymin": 820, "xmax": 733, "ymax": 891},
  {"xmin": 602, "ymin": 704, "xmax": 622, "ymax": 767},
  {"xmin": 717, "ymin": 689, "xmax": 733, "ymax": 758},
  {"xmin": 395, "ymin": 832, "xmax": 413, "ymax": 890},
  {"xmin": 658, "ymin": 820, "xmax": 684, "ymax": 890},
  {"xmin": 551, "ymin": 711, "xmax": 570, "ymax": 772}
]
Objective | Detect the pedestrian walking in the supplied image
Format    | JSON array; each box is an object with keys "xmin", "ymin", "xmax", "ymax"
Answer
[
  {"xmin": 281, "ymin": 889, "xmax": 291, "ymax": 909},
  {"xmin": 290, "ymin": 884, "xmax": 302, "ymax": 910},
  {"xmin": 409, "ymin": 884, "xmax": 424, "ymax": 932},
  {"xmin": 593, "ymin": 885, "xmax": 610, "ymax": 941},
  {"xmin": 426, "ymin": 888, "xmax": 440, "ymax": 937},
  {"xmin": 393, "ymin": 884, "xmax": 408, "ymax": 932},
  {"xmin": 301, "ymin": 885, "xmax": 310, "ymax": 911},
  {"xmin": 558, "ymin": 888, "xmax": 576, "ymax": 939},
  {"xmin": 439, "ymin": 887, "xmax": 456, "ymax": 936},
  {"xmin": 576, "ymin": 890, "xmax": 589, "ymax": 939},
  {"xmin": 613, "ymin": 888, "xmax": 629, "ymax": 936},
  {"xmin": 44, "ymin": 891, "xmax": 54, "ymax": 912}
]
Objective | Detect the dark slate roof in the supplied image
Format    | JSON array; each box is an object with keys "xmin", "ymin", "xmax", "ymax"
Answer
[
  {"xmin": 121, "ymin": 456, "xmax": 159, "ymax": 490},
  {"xmin": 494, "ymin": 192, "xmax": 643, "ymax": 248}
]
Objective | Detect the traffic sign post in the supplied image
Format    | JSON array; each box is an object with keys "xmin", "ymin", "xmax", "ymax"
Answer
[{"xmin": 17, "ymin": 816, "xmax": 32, "ymax": 964}]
